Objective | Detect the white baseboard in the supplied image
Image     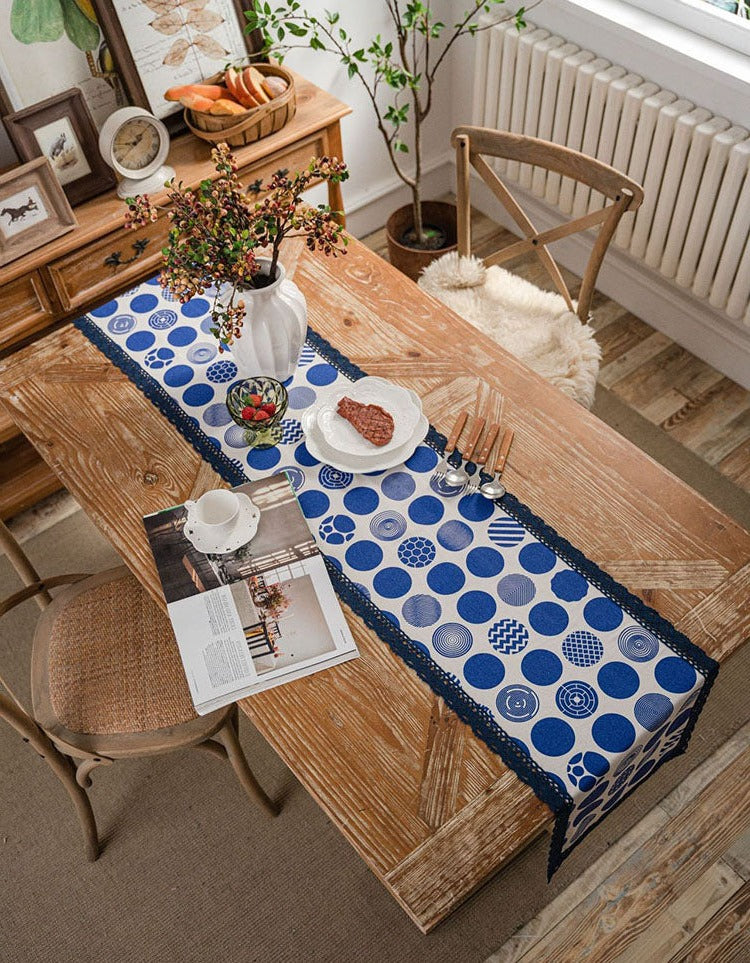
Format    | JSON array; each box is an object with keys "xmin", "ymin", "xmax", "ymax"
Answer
[
  {"xmin": 467, "ymin": 176, "xmax": 750, "ymax": 391},
  {"xmin": 344, "ymin": 151, "xmax": 455, "ymax": 240}
]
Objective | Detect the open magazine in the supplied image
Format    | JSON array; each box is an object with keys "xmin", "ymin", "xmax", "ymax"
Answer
[{"xmin": 143, "ymin": 474, "xmax": 358, "ymax": 715}]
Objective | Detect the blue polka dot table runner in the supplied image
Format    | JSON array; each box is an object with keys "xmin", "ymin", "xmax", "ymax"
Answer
[{"xmin": 76, "ymin": 277, "xmax": 718, "ymax": 878}]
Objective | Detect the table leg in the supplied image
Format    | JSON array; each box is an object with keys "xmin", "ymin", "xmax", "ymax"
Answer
[{"xmin": 327, "ymin": 122, "xmax": 346, "ymax": 227}]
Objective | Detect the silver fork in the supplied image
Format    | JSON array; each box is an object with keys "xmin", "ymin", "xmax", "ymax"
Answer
[
  {"xmin": 457, "ymin": 416, "xmax": 487, "ymax": 493},
  {"xmin": 466, "ymin": 422, "xmax": 500, "ymax": 494},
  {"xmin": 432, "ymin": 410, "xmax": 469, "ymax": 482}
]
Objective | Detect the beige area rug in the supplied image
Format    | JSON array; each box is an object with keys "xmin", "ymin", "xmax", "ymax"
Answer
[{"xmin": 1, "ymin": 463, "xmax": 748, "ymax": 961}]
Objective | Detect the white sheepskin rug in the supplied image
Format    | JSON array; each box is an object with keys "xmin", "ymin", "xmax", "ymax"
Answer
[{"xmin": 418, "ymin": 253, "xmax": 601, "ymax": 408}]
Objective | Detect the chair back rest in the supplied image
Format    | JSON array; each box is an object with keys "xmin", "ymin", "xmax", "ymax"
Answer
[{"xmin": 451, "ymin": 126, "xmax": 644, "ymax": 322}]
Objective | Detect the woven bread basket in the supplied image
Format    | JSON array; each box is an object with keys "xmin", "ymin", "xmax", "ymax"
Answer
[{"xmin": 184, "ymin": 64, "xmax": 296, "ymax": 147}]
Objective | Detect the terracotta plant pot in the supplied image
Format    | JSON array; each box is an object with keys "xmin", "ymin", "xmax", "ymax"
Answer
[{"xmin": 385, "ymin": 200, "xmax": 457, "ymax": 281}]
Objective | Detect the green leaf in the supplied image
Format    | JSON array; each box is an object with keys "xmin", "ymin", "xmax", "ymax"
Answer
[
  {"xmin": 60, "ymin": 0, "xmax": 99, "ymax": 51},
  {"xmin": 309, "ymin": 34, "xmax": 324, "ymax": 50},
  {"xmin": 10, "ymin": 0, "xmax": 64, "ymax": 44},
  {"xmin": 286, "ymin": 21, "xmax": 307, "ymax": 36}
]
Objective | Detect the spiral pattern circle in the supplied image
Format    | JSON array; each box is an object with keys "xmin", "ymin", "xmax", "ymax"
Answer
[
  {"xmin": 618, "ymin": 626, "xmax": 659, "ymax": 662},
  {"xmin": 369, "ymin": 510, "xmax": 408, "ymax": 541},
  {"xmin": 432, "ymin": 623, "xmax": 473, "ymax": 658}
]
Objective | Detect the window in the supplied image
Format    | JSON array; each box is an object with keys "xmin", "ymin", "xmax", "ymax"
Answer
[{"xmin": 625, "ymin": 0, "xmax": 750, "ymax": 54}]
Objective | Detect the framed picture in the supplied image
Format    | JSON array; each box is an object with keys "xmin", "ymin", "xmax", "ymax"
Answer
[
  {"xmin": 0, "ymin": 157, "xmax": 77, "ymax": 266},
  {"xmin": 4, "ymin": 89, "xmax": 116, "ymax": 206},
  {"xmin": 91, "ymin": 1, "xmax": 265, "ymax": 123},
  {"xmin": 0, "ymin": 4, "xmax": 123, "ymax": 130}
]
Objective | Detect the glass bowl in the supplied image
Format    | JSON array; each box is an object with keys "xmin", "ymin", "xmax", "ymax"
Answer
[{"xmin": 225, "ymin": 376, "xmax": 289, "ymax": 449}]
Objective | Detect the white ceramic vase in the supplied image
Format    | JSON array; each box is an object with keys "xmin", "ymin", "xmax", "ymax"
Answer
[{"xmin": 217, "ymin": 258, "xmax": 307, "ymax": 382}]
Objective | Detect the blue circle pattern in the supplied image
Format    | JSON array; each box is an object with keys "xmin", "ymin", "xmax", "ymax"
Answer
[
  {"xmin": 556, "ymin": 681, "xmax": 598, "ymax": 719},
  {"xmin": 488, "ymin": 518, "xmax": 526, "ymax": 547},
  {"xmin": 397, "ymin": 536, "xmax": 436, "ymax": 568},
  {"xmin": 318, "ymin": 514, "xmax": 355, "ymax": 545},
  {"xmin": 496, "ymin": 684, "xmax": 539, "ymax": 722},
  {"xmin": 432, "ymin": 624, "xmax": 473, "ymax": 658},
  {"xmin": 148, "ymin": 309, "xmax": 178, "ymax": 329},
  {"xmin": 206, "ymin": 359, "xmax": 237, "ymax": 383},
  {"xmin": 497, "ymin": 574, "xmax": 535, "ymax": 605},
  {"xmin": 99, "ymin": 300, "xmax": 703, "ymax": 826},
  {"xmin": 618, "ymin": 626, "xmax": 659, "ymax": 662},
  {"xmin": 488, "ymin": 618, "xmax": 529, "ymax": 656},
  {"xmin": 369, "ymin": 511, "xmax": 407, "ymax": 541},
  {"xmin": 562, "ymin": 631, "xmax": 604, "ymax": 668},
  {"xmin": 319, "ymin": 466, "xmax": 353, "ymax": 489}
]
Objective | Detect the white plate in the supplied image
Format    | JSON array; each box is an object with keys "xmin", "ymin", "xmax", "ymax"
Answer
[
  {"xmin": 316, "ymin": 377, "xmax": 422, "ymax": 457},
  {"xmin": 184, "ymin": 493, "xmax": 260, "ymax": 555},
  {"xmin": 302, "ymin": 407, "xmax": 428, "ymax": 473}
]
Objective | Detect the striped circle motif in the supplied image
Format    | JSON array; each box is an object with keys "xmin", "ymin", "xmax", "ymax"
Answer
[
  {"xmin": 556, "ymin": 681, "xmax": 599, "ymax": 719},
  {"xmin": 495, "ymin": 684, "xmax": 539, "ymax": 723},
  {"xmin": 634, "ymin": 693, "xmax": 673, "ymax": 732},
  {"xmin": 298, "ymin": 345, "xmax": 316, "ymax": 366},
  {"xmin": 562, "ymin": 630, "xmax": 604, "ymax": 668},
  {"xmin": 488, "ymin": 618, "xmax": 530, "ymax": 655},
  {"xmin": 497, "ymin": 573, "xmax": 536, "ymax": 606},
  {"xmin": 319, "ymin": 466, "xmax": 354, "ymax": 489},
  {"xmin": 488, "ymin": 518, "xmax": 526, "ymax": 548},
  {"xmin": 618, "ymin": 626, "xmax": 659, "ymax": 662},
  {"xmin": 369, "ymin": 510, "xmax": 407, "ymax": 541},
  {"xmin": 432, "ymin": 623, "xmax": 473, "ymax": 658}
]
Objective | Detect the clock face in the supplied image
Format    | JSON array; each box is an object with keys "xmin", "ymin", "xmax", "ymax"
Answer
[{"xmin": 112, "ymin": 118, "xmax": 161, "ymax": 172}]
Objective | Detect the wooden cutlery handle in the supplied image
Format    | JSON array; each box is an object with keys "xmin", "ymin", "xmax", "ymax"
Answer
[
  {"xmin": 446, "ymin": 410, "xmax": 469, "ymax": 452},
  {"xmin": 493, "ymin": 428, "xmax": 515, "ymax": 474},
  {"xmin": 464, "ymin": 416, "xmax": 487, "ymax": 460},
  {"xmin": 476, "ymin": 422, "xmax": 500, "ymax": 466}
]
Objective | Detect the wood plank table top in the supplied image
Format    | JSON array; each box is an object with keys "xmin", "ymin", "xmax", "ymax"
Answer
[{"xmin": 1, "ymin": 235, "xmax": 749, "ymax": 932}]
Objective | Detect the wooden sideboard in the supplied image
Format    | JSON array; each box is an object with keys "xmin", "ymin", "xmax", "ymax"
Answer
[{"xmin": 0, "ymin": 74, "xmax": 350, "ymax": 519}]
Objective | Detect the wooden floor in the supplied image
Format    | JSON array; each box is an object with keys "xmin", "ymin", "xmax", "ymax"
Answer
[
  {"xmin": 363, "ymin": 207, "xmax": 750, "ymax": 495},
  {"xmin": 362, "ymin": 212, "xmax": 750, "ymax": 961}
]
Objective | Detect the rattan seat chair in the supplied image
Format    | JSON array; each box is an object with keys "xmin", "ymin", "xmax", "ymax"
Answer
[{"xmin": 0, "ymin": 519, "xmax": 278, "ymax": 861}]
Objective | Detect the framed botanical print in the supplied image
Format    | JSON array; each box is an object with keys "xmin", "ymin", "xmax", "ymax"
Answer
[
  {"xmin": 4, "ymin": 89, "xmax": 116, "ymax": 206},
  {"xmin": 0, "ymin": 2, "xmax": 124, "ymax": 129},
  {"xmin": 91, "ymin": 1, "xmax": 265, "ymax": 122},
  {"xmin": 0, "ymin": 157, "xmax": 77, "ymax": 266}
]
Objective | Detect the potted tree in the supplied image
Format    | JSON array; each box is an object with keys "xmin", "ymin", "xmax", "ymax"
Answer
[{"xmin": 246, "ymin": 1, "xmax": 530, "ymax": 280}]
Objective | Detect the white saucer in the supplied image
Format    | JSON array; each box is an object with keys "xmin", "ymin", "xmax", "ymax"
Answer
[
  {"xmin": 316, "ymin": 377, "xmax": 423, "ymax": 457},
  {"xmin": 183, "ymin": 493, "xmax": 260, "ymax": 555},
  {"xmin": 302, "ymin": 407, "xmax": 428, "ymax": 473}
]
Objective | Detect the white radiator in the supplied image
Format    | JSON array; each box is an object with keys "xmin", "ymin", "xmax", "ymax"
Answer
[{"xmin": 472, "ymin": 19, "xmax": 750, "ymax": 326}]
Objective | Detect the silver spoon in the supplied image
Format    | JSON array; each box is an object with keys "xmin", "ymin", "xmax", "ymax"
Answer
[
  {"xmin": 445, "ymin": 416, "xmax": 485, "ymax": 487},
  {"xmin": 480, "ymin": 428, "xmax": 514, "ymax": 499}
]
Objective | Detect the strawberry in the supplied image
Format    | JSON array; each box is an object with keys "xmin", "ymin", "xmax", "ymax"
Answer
[
  {"xmin": 240, "ymin": 406, "xmax": 255, "ymax": 421},
  {"xmin": 260, "ymin": 402, "xmax": 276, "ymax": 415},
  {"xmin": 254, "ymin": 409, "xmax": 270, "ymax": 421},
  {"xmin": 247, "ymin": 393, "xmax": 263, "ymax": 407}
]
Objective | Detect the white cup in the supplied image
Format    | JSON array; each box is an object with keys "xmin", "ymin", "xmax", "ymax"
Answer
[{"xmin": 185, "ymin": 490, "xmax": 240, "ymax": 540}]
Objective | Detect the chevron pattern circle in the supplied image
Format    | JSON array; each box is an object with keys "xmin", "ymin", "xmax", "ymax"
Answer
[{"xmin": 488, "ymin": 618, "xmax": 530, "ymax": 655}]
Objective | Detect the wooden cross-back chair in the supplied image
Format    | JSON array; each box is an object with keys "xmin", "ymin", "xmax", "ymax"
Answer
[
  {"xmin": 452, "ymin": 127, "xmax": 644, "ymax": 323},
  {"xmin": 0, "ymin": 518, "xmax": 278, "ymax": 862}
]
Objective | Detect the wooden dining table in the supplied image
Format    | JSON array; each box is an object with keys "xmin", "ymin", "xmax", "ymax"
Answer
[{"xmin": 1, "ymin": 233, "xmax": 749, "ymax": 932}]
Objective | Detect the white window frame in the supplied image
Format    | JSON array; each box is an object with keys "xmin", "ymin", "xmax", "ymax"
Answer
[{"xmin": 623, "ymin": 0, "xmax": 750, "ymax": 56}]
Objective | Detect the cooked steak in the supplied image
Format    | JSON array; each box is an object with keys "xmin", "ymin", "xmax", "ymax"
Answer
[{"xmin": 337, "ymin": 396, "xmax": 395, "ymax": 447}]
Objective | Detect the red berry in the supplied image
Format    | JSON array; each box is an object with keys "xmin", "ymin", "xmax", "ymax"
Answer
[
  {"xmin": 261, "ymin": 402, "xmax": 276, "ymax": 415},
  {"xmin": 254, "ymin": 409, "xmax": 270, "ymax": 421},
  {"xmin": 240, "ymin": 406, "xmax": 255, "ymax": 421},
  {"xmin": 247, "ymin": 393, "xmax": 263, "ymax": 407}
]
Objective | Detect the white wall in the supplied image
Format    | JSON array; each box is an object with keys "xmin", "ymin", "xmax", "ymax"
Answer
[{"xmin": 279, "ymin": 0, "xmax": 455, "ymax": 235}]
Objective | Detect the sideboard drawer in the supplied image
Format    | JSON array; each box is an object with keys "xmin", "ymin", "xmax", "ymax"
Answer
[
  {"xmin": 48, "ymin": 215, "xmax": 167, "ymax": 312},
  {"xmin": 239, "ymin": 134, "xmax": 326, "ymax": 191},
  {"xmin": 0, "ymin": 272, "xmax": 55, "ymax": 351}
]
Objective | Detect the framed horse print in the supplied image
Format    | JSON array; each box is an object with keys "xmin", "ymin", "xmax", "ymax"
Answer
[{"xmin": 0, "ymin": 157, "xmax": 77, "ymax": 266}]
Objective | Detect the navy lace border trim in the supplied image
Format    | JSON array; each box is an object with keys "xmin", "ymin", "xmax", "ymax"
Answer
[{"xmin": 75, "ymin": 314, "xmax": 719, "ymax": 880}]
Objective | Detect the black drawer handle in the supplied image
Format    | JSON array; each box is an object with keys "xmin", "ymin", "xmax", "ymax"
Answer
[{"xmin": 104, "ymin": 238, "xmax": 150, "ymax": 269}]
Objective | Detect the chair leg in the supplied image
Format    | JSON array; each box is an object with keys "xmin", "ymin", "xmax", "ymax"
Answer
[{"xmin": 214, "ymin": 717, "xmax": 279, "ymax": 817}]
